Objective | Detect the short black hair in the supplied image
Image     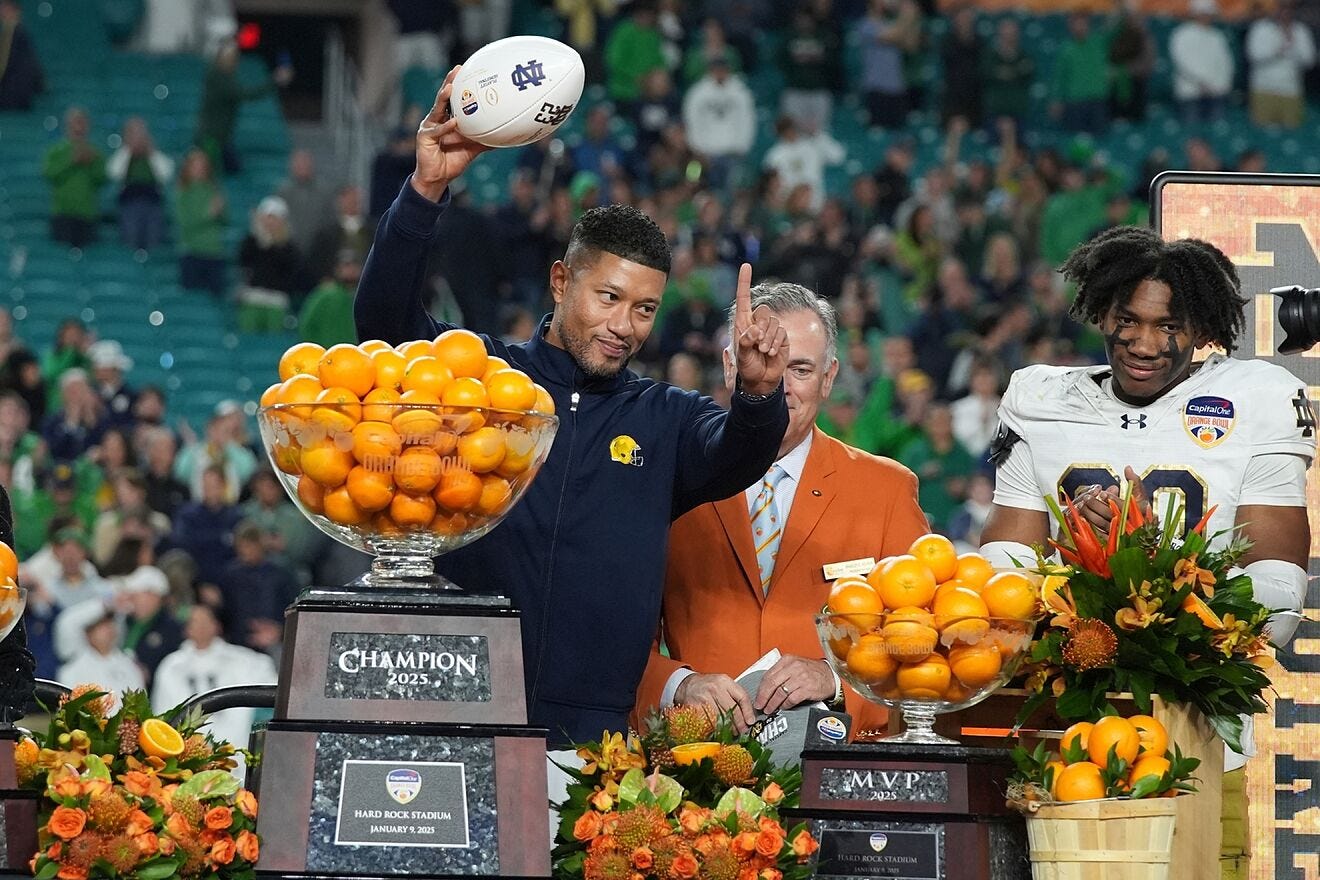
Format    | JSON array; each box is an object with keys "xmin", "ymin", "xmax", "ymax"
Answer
[
  {"xmin": 1061, "ymin": 225, "xmax": 1247, "ymax": 352},
  {"xmin": 565, "ymin": 204, "xmax": 671, "ymax": 275}
]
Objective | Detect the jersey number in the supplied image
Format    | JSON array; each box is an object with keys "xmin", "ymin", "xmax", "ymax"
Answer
[{"xmin": 1058, "ymin": 466, "xmax": 1207, "ymax": 535}]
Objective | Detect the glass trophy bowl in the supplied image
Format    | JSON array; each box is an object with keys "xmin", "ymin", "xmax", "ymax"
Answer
[
  {"xmin": 258, "ymin": 402, "xmax": 557, "ymax": 589},
  {"xmin": 0, "ymin": 584, "xmax": 25, "ymax": 643},
  {"xmin": 816, "ymin": 609, "xmax": 1039, "ymax": 745}
]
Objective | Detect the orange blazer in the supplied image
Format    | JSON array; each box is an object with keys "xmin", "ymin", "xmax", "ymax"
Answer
[{"xmin": 633, "ymin": 428, "xmax": 930, "ymax": 736}]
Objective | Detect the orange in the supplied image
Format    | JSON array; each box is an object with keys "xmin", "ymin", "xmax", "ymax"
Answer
[
  {"xmin": 393, "ymin": 390, "xmax": 445, "ymax": 437},
  {"xmin": 371, "ymin": 349, "xmax": 408, "ymax": 392},
  {"xmin": 881, "ymin": 607, "xmax": 937, "ymax": 662},
  {"xmin": 845, "ymin": 633, "xmax": 898, "ymax": 685},
  {"xmin": 297, "ymin": 475, "xmax": 325, "ymax": 514},
  {"xmin": 394, "ymin": 447, "xmax": 443, "ymax": 493},
  {"xmin": 947, "ymin": 643, "xmax": 1002, "ymax": 688},
  {"xmin": 1129, "ymin": 714, "xmax": 1169, "ymax": 759},
  {"xmin": 362, "ymin": 388, "xmax": 403, "ymax": 423},
  {"xmin": 312, "ymin": 387, "xmax": 362, "ymax": 432},
  {"xmin": 458, "ymin": 426, "xmax": 507, "ymax": 473},
  {"xmin": 896, "ymin": 653, "xmax": 951, "ymax": 700},
  {"xmin": 1060, "ymin": 722, "xmax": 1094, "ymax": 762},
  {"xmin": 1087, "ymin": 716, "xmax": 1141, "ymax": 767},
  {"xmin": 531, "ymin": 383, "xmax": 555, "ymax": 416},
  {"xmin": 671, "ymin": 742, "xmax": 721, "ymax": 766},
  {"xmin": 359, "ymin": 339, "xmax": 391, "ymax": 354},
  {"xmin": 981, "ymin": 572, "xmax": 1039, "ymax": 620},
  {"xmin": 271, "ymin": 440, "xmax": 301, "ymax": 475},
  {"xmin": 433, "ymin": 328, "xmax": 489, "ymax": 378},
  {"xmin": 277, "ymin": 373, "xmax": 323, "ymax": 408},
  {"xmin": 390, "ymin": 491, "xmax": 437, "ymax": 527},
  {"xmin": 0, "ymin": 542, "xmax": 18, "ymax": 583},
  {"xmin": 345, "ymin": 466, "xmax": 395, "ymax": 512},
  {"xmin": 372, "ymin": 511, "xmax": 403, "ymax": 536},
  {"xmin": 397, "ymin": 339, "xmax": 434, "ymax": 361},
  {"xmin": 1128, "ymin": 755, "xmax": 1172, "ymax": 788},
  {"xmin": 482, "ymin": 356, "xmax": 511, "ymax": 382},
  {"xmin": 486, "ymin": 369, "xmax": 538, "ymax": 412},
  {"xmin": 442, "ymin": 376, "xmax": 490, "ymax": 409},
  {"xmin": 495, "ymin": 429, "xmax": 536, "ymax": 478},
  {"xmin": 318, "ymin": 344, "xmax": 375, "ymax": 398},
  {"xmin": 260, "ymin": 381, "xmax": 282, "ymax": 408},
  {"xmin": 1053, "ymin": 761, "xmax": 1105, "ymax": 802},
  {"xmin": 932, "ymin": 586, "xmax": 990, "ymax": 643},
  {"xmin": 953, "ymin": 554, "xmax": 996, "ymax": 592},
  {"xmin": 402, "ymin": 356, "xmax": 455, "ymax": 398},
  {"xmin": 351, "ymin": 421, "xmax": 403, "ymax": 466},
  {"xmin": 827, "ymin": 629, "xmax": 854, "ymax": 662},
  {"xmin": 873, "ymin": 556, "xmax": 938, "ymax": 611},
  {"xmin": 909, "ymin": 533, "xmax": 958, "ymax": 582},
  {"xmin": 138, "ymin": 718, "xmax": 184, "ymax": 758},
  {"xmin": 433, "ymin": 467, "xmax": 482, "ymax": 512},
  {"xmin": 323, "ymin": 486, "xmax": 368, "ymax": 526},
  {"xmin": 430, "ymin": 511, "xmax": 472, "ymax": 536},
  {"xmin": 301, "ymin": 440, "xmax": 354, "ymax": 488},
  {"xmin": 279, "ymin": 342, "xmax": 326, "ymax": 382},
  {"xmin": 1044, "ymin": 759, "xmax": 1068, "ymax": 793},
  {"xmin": 943, "ymin": 679, "xmax": 975, "ymax": 702},
  {"xmin": 475, "ymin": 475, "xmax": 512, "ymax": 516},
  {"xmin": 827, "ymin": 580, "xmax": 884, "ymax": 629}
]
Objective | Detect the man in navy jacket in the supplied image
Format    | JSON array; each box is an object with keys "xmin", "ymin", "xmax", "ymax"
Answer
[{"xmin": 354, "ymin": 68, "xmax": 790, "ymax": 747}]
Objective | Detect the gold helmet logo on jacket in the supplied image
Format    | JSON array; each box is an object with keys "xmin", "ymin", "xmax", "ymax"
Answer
[{"xmin": 609, "ymin": 435, "xmax": 643, "ymax": 466}]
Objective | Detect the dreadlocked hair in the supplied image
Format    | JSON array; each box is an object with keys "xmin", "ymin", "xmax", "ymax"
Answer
[{"xmin": 1061, "ymin": 225, "xmax": 1247, "ymax": 353}]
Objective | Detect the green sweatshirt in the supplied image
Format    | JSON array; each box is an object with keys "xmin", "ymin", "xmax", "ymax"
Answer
[
  {"xmin": 298, "ymin": 281, "xmax": 357, "ymax": 348},
  {"xmin": 173, "ymin": 182, "xmax": 227, "ymax": 258},
  {"xmin": 195, "ymin": 63, "xmax": 274, "ymax": 147},
  {"xmin": 604, "ymin": 19, "xmax": 666, "ymax": 102},
  {"xmin": 1053, "ymin": 34, "xmax": 1111, "ymax": 103},
  {"xmin": 42, "ymin": 141, "xmax": 106, "ymax": 219}
]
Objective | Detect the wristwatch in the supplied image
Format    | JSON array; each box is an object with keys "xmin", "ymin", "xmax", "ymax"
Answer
[
  {"xmin": 826, "ymin": 664, "xmax": 845, "ymax": 710},
  {"xmin": 735, "ymin": 376, "xmax": 779, "ymax": 402}
]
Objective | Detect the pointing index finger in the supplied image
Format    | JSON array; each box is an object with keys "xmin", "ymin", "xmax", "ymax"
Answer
[{"xmin": 733, "ymin": 263, "xmax": 753, "ymax": 333}]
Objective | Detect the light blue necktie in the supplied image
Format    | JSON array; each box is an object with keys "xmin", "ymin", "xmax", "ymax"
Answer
[{"xmin": 750, "ymin": 464, "xmax": 788, "ymax": 593}]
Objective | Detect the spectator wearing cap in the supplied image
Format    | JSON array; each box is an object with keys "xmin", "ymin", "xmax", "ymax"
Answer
[
  {"xmin": 860, "ymin": 367, "xmax": 934, "ymax": 460},
  {"xmin": 212, "ymin": 521, "xmax": 294, "ymax": 657},
  {"xmin": 173, "ymin": 404, "xmax": 257, "ymax": 503},
  {"xmin": 237, "ymin": 196, "xmax": 298, "ymax": 333},
  {"xmin": 152, "ymin": 604, "xmax": 276, "ymax": 766},
  {"xmin": 13, "ymin": 466, "xmax": 98, "ymax": 559},
  {"xmin": 1246, "ymin": 0, "xmax": 1316, "ymax": 128},
  {"xmin": 42, "ymin": 107, "xmax": 106, "ymax": 248},
  {"xmin": 88, "ymin": 340, "xmax": 137, "ymax": 428},
  {"xmin": 1170, "ymin": 0, "xmax": 1234, "ymax": 124},
  {"xmin": 54, "ymin": 599, "xmax": 144, "ymax": 708},
  {"xmin": 41, "ymin": 369, "xmax": 106, "ymax": 463},
  {"xmin": 167, "ymin": 466, "xmax": 241, "ymax": 581},
  {"xmin": 297, "ymin": 251, "xmax": 363, "ymax": 348},
  {"xmin": 104, "ymin": 536, "xmax": 182, "ymax": 686},
  {"xmin": 240, "ymin": 469, "xmax": 322, "ymax": 588},
  {"xmin": 682, "ymin": 56, "xmax": 756, "ymax": 194}
]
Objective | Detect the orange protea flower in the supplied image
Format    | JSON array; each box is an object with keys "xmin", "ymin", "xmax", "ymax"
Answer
[
  {"xmin": 236, "ymin": 789, "xmax": 258, "ymax": 819},
  {"xmin": 209, "ymin": 836, "xmax": 236, "ymax": 866},
  {"xmin": 574, "ymin": 811, "xmax": 604, "ymax": 841},
  {"xmin": 1061, "ymin": 619, "xmax": 1118, "ymax": 671},
  {"xmin": 702, "ymin": 843, "xmax": 741, "ymax": 880},
  {"xmin": 48, "ymin": 806, "xmax": 88, "ymax": 840},
  {"xmin": 236, "ymin": 829, "xmax": 259, "ymax": 862},
  {"xmin": 203, "ymin": 806, "xmax": 233, "ymax": 830},
  {"xmin": 614, "ymin": 804, "xmax": 665, "ymax": 851},
  {"xmin": 583, "ymin": 850, "xmax": 631, "ymax": 880},
  {"xmin": 103, "ymin": 833, "xmax": 140, "ymax": 874},
  {"xmin": 791, "ymin": 830, "xmax": 819, "ymax": 860},
  {"xmin": 1173, "ymin": 557, "xmax": 1216, "ymax": 596}
]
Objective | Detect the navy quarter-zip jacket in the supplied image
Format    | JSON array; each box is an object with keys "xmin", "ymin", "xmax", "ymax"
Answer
[{"xmin": 354, "ymin": 179, "xmax": 789, "ymax": 746}]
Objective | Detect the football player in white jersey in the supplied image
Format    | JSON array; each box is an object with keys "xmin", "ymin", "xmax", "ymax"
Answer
[{"xmin": 981, "ymin": 226, "xmax": 1312, "ymax": 647}]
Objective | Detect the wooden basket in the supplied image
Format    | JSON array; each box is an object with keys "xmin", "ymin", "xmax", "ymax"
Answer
[{"xmin": 1026, "ymin": 797, "xmax": 1178, "ymax": 880}]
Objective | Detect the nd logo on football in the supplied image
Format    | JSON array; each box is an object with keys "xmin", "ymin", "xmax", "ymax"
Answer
[
  {"xmin": 1183, "ymin": 396, "xmax": 1235, "ymax": 448},
  {"xmin": 387, "ymin": 768, "xmax": 422, "ymax": 805}
]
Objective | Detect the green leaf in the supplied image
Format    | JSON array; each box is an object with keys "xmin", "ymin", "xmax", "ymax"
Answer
[
  {"xmin": 35, "ymin": 860, "xmax": 59, "ymax": 880},
  {"xmin": 137, "ymin": 860, "xmax": 185, "ymax": 880},
  {"xmin": 1056, "ymin": 684, "xmax": 1098, "ymax": 720},
  {"xmin": 714, "ymin": 787, "xmax": 765, "ymax": 819},
  {"xmin": 1208, "ymin": 713, "xmax": 1246, "ymax": 754},
  {"xmin": 1129, "ymin": 775, "xmax": 1161, "ymax": 799}
]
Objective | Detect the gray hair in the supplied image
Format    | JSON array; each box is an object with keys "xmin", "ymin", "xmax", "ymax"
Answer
[{"xmin": 726, "ymin": 281, "xmax": 838, "ymax": 362}]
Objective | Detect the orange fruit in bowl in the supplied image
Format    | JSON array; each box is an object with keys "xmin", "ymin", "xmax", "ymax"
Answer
[
  {"xmin": 909, "ymin": 533, "xmax": 958, "ymax": 582},
  {"xmin": 933, "ymin": 586, "xmax": 991, "ymax": 644},
  {"xmin": 312, "ymin": 387, "xmax": 362, "ymax": 432},
  {"xmin": 531, "ymin": 384, "xmax": 555, "ymax": 416},
  {"xmin": 458, "ymin": 426, "xmax": 507, "ymax": 473},
  {"xmin": 482, "ymin": 356, "xmax": 511, "ymax": 382},
  {"xmin": 351, "ymin": 421, "xmax": 403, "ymax": 464},
  {"xmin": 318, "ymin": 344, "xmax": 375, "ymax": 398},
  {"xmin": 1054, "ymin": 761, "xmax": 1106, "ymax": 802},
  {"xmin": 301, "ymin": 440, "xmax": 354, "ymax": 488},
  {"xmin": 277, "ymin": 373, "xmax": 323, "ymax": 408},
  {"xmin": 394, "ymin": 447, "xmax": 443, "ymax": 493},
  {"xmin": 981, "ymin": 571, "xmax": 1040, "ymax": 620},
  {"xmin": 1128, "ymin": 754, "xmax": 1172, "ymax": 787},
  {"xmin": 359, "ymin": 339, "xmax": 391, "ymax": 354},
  {"xmin": 0, "ymin": 542, "xmax": 18, "ymax": 583},
  {"xmin": 881, "ymin": 606, "xmax": 937, "ymax": 662},
  {"xmin": 372, "ymin": 511, "xmax": 403, "ymax": 536},
  {"xmin": 476, "ymin": 474, "xmax": 513, "ymax": 516},
  {"xmin": 390, "ymin": 491, "xmax": 437, "ymax": 527},
  {"xmin": 953, "ymin": 554, "xmax": 996, "ymax": 592},
  {"xmin": 827, "ymin": 628, "xmax": 855, "ymax": 662},
  {"xmin": 443, "ymin": 376, "xmax": 490, "ymax": 409},
  {"xmin": 271, "ymin": 440, "xmax": 302, "ymax": 475},
  {"xmin": 362, "ymin": 388, "xmax": 403, "ymax": 423},
  {"xmin": 826, "ymin": 579, "xmax": 884, "ymax": 629},
  {"xmin": 323, "ymin": 485, "xmax": 369, "ymax": 526},
  {"xmin": 397, "ymin": 339, "xmax": 434, "ymax": 361},
  {"xmin": 297, "ymin": 475, "xmax": 326, "ymax": 514},
  {"xmin": 874, "ymin": 556, "xmax": 938, "ymax": 610},
  {"xmin": 1129, "ymin": 714, "xmax": 1169, "ymax": 758},
  {"xmin": 260, "ymin": 381, "xmax": 282, "ymax": 408},
  {"xmin": 393, "ymin": 390, "xmax": 444, "ymax": 436},
  {"xmin": 371, "ymin": 349, "xmax": 408, "ymax": 392},
  {"xmin": 1060, "ymin": 721, "xmax": 1094, "ymax": 761},
  {"xmin": 345, "ymin": 466, "xmax": 395, "ymax": 512},
  {"xmin": 943, "ymin": 679, "xmax": 975, "ymax": 702},
  {"xmin": 433, "ymin": 467, "xmax": 482, "ymax": 512},
  {"xmin": 1087, "ymin": 716, "xmax": 1141, "ymax": 767},
  {"xmin": 279, "ymin": 342, "xmax": 326, "ymax": 382},
  {"xmin": 433, "ymin": 328, "xmax": 489, "ymax": 378},
  {"xmin": 431, "ymin": 511, "xmax": 472, "ymax": 536},
  {"xmin": 486, "ymin": 369, "xmax": 538, "ymax": 412},
  {"xmin": 402, "ymin": 356, "xmax": 455, "ymax": 397},
  {"xmin": 496, "ymin": 429, "xmax": 537, "ymax": 478},
  {"xmin": 947, "ymin": 642, "xmax": 1002, "ymax": 688},
  {"xmin": 845, "ymin": 632, "xmax": 897, "ymax": 685},
  {"xmin": 896, "ymin": 653, "xmax": 951, "ymax": 700}
]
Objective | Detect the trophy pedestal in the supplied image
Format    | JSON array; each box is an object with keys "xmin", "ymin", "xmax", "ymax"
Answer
[
  {"xmin": 254, "ymin": 590, "xmax": 550, "ymax": 878},
  {"xmin": 786, "ymin": 741, "xmax": 1029, "ymax": 880}
]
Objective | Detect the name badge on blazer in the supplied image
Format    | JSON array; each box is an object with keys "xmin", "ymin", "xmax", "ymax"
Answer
[{"xmin": 822, "ymin": 557, "xmax": 876, "ymax": 581}]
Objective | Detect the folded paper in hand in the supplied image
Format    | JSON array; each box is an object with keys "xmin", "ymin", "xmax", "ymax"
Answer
[{"xmin": 736, "ymin": 649, "xmax": 846, "ymax": 764}]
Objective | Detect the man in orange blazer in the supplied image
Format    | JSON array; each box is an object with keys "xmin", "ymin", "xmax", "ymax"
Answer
[{"xmin": 633, "ymin": 282, "xmax": 929, "ymax": 737}]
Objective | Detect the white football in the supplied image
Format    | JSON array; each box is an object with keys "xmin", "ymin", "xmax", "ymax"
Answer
[{"xmin": 450, "ymin": 35, "xmax": 586, "ymax": 149}]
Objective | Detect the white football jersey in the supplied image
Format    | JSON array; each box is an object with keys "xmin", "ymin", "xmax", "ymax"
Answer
[{"xmin": 992, "ymin": 353, "xmax": 1316, "ymax": 544}]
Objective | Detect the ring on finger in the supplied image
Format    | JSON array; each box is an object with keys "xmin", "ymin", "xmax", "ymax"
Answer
[{"xmin": 780, "ymin": 683, "xmax": 791, "ymax": 695}]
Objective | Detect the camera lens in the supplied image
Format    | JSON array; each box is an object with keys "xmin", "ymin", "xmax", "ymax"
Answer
[{"xmin": 1274, "ymin": 286, "xmax": 1320, "ymax": 355}]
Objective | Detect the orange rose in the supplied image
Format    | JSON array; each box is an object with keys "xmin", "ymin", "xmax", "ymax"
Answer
[
  {"xmin": 573, "ymin": 811, "xmax": 603, "ymax": 841},
  {"xmin": 165, "ymin": 812, "xmax": 192, "ymax": 838},
  {"xmin": 738, "ymin": 868, "xmax": 758, "ymax": 880},
  {"xmin": 755, "ymin": 831, "xmax": 781, "ymax": 858},
  {"xmin": 791, "ymin": 830, "xmax": 818, "ymax": 860},
  {"xmin": 671, "ymin": 851, "xmax": 699, "ymax": 879},
  {"xmin": 201, "ymin": 829, "xmax": 224, "ymax": 847},
  {"xmin": 589, "ymin": 790, "xmax": 613, "ymax": 811},
  {"xmin": 759, "ymin": 870, "xmax": 783, "ymax": 880},
  {"xmin": 210, "ymin": 836, "xmax": 236, "ymax": 865},
  {"xmin": 135, "ymin": 832, "xmax": 159, "ymax": 857},
  {"xmin": 236, "ymin": 790, "xmax": 258, "ymax": 819},
  {"xmin": 126, "ymin": 810, "xmax": 154, "ymax": 838},
  {"xmin": 236, "ymin": 830, "xmax": 260, "ymax": 862},
  {"xmin": 48, "ymin": 806, "xmax": 87, "ymax": 840},
  {"xmin": 734, "ymin": 831, "xmax": 759, "ymax": 857},
  {"xmin": 204, "ymin": 806, "xmax": 233, "ymax": 830},
  {"xmin": 81, "ymin": 778, "xmax": 110, "ymax": 799},
  {"xmin": 56, "ymin": 865, "xmax": 88, "ymax": 880},
  {"xmin": 120, "ymin": 771, "xmax": 159, "ymax": 798},
  {"xmin": 158, "ymin": 837, "xmax": 177, "ymax": 857},
  {"xmin": 761, "ymin": 782, "xmax": 784, "ymax": 805},
  {"xmin": 589, "ymin": 835, "xmax": 616, "ymax": 854},
  {"xmin": 630, "ymin": 846, "xmax": 653, "ymax": 869},
  {"xmin": 678, "ymin": 807, "xmax": 705, "ymax": 835},
  {"xmin": 758, "ymin": 817, "xmax": 782, "ymax": 836}
]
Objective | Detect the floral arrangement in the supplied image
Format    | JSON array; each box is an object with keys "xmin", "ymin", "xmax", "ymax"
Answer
[
  {"xmin": 1015, "ymin": 492, "xmax": 1275, "ymax": 753},
  {"xmin": 552, "ymin": 706, "xmax": 818, "ymax": 880},
  {"xmin": 17, "ymin": 685, "xmax": 260, "ymax": 880}
]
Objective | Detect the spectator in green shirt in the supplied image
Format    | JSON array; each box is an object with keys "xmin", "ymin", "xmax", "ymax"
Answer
[
  {"xmin": 1051, "ymin": 14, "xmax": 1111, "ymax": 134},
  {"xmin": 174, "ymin": 149, "xmax": 228, "ymax": 299},
  {"xmin": 298, "ymin": 252, "xmax": 362, "ymax": 349},
  {"xmin": 41, "ymin": 319, "xmax": 90, "ymax": 413},
  {"xmin": 194, "ymin": 40, "xmax": 292, "ymax": 175},
  {"xmin": 42, "ymin": 107, "xmax": 105, "ymax": 248},
  {"xmin": 603, "ymin": 3, "xmax": 666, "ymax": 106},
  {"xmin": 897, "ymin": 403, "xmax": 977, "ymax": 534},
  {"xmin": 981, "ymin": 18, "xmax": 1035, "ymax": 134}
]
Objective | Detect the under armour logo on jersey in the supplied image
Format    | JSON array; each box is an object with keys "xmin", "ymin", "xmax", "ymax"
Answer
[
  {"xmin": 533, "ymin": 101, "xmax": 574, "ymax": 125},
  {"xmin": 511, "ymin": 60, "xmax": 546, "ymax": 91},
  {"xmin": 1121, "ymin": 414, "xmax": 1147, "ymax": 430},
  {"xmin": 1293, "ymin": 389, "xmax": 1316, "ymax": 438}
]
